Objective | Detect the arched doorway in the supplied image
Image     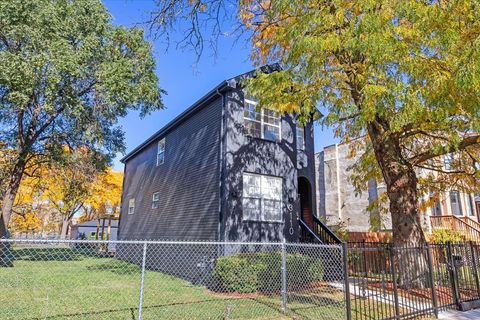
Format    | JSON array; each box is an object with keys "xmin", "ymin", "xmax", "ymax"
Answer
[{"xmin": 298, "ymin": 177, "xmax": 313, "ymax": 228}]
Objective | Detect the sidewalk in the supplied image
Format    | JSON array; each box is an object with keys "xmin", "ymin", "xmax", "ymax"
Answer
[{"xmin": 439, "ymin": 309, "xmax": 480, "ymax": 320}]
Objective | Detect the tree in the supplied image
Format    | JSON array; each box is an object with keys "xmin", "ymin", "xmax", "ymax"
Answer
[
  {"xmin": 10, "ymin": 213, "xmax": 42, "ymax": 236},
  {"xmin": 41, "ymin": 147, "xmax": 101, "ymax": 239},
  {"xmin": 79, "ymin": 169, "xmax": 123, "ymax": 223},
  {"xmin": 0, "ymin": 0, "xmax": 164, "ymax": 238},
  {"xmin": 151, "ymin": 0, "xmax": 480, "ymax": 247}
]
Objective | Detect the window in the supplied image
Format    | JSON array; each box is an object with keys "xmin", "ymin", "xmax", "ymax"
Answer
[
  {"xmin": 242, "ymin": 173, "xmax": 282, "ymax": 222},
  {"xmin": 444, "ymin": 153, "xmax": 454, "ymax": 170},
  {"xmin": 152, "ymin": 192, "xmax": 160, "ymax": 209},
  {"xmin": 466, "ymin": 194, "xmax": 475, "ymax": 216},
  {"xmin": 296, "ymin": 126, "xmax": 305, "ymax": 150},
  {"xmin": 128, "ymin": 198, "xmax": 135, "ymax": 215},
  {"xmin": 244, "ymin": 99, "xmax": 281, "ymax": 141},
  {"xmin": 450, "ymin": 191, "xmax": 462, "ymax": 216},
  {"xmin": 432, "ymin": 200, "xmax": 442, "ymax": 216},
  {"xmin": 157, "ymin": 138, "xmax": 165, "ymax": 166},
  {"xmin": 429, "ymin": 192, "xmax": 442, "ymax": 216}
]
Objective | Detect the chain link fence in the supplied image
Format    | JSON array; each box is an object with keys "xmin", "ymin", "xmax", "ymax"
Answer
[{"xmin": 0, "ymin": 239, "xmax": 346, "ymax": 320}]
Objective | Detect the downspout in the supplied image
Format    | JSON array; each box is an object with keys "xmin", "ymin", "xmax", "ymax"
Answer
[
  {"xmin": 216, "ymin": 89, "xmax": 226, "ymax": 241},
  {"xmin": 117, "ymin": 162, "xmax": 128, "ymax": 240}
]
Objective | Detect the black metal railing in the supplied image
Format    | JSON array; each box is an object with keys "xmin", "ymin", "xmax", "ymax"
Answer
[
  {"xmin": 299, "ymin": 215, "xmax": 342, "ymax": 245},
  {"xmin": 347, "ymin": 241, "xmax": 480, "ymax": 320}
]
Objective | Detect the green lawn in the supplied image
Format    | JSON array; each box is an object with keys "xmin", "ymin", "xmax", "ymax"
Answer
[{"xmin": 0, "ymin": 246, "xmax": 346, "ymax": 320}]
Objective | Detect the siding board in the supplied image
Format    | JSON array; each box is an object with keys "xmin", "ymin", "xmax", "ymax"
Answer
[{"xmin": 119, "ymin": 97, "xmax": 223, "ymax": 240}]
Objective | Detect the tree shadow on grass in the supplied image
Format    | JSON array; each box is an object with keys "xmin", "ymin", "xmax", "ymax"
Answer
[
  {"xmin": 22, "ymin": 297, "xmax": 259, "ymax": 320},
  {"xmin": 13, "ymin": 247, "xmax": 105, "ymax": 262},
  {"xmin": 85, "ymin": 260, "xmax": 141, "ymax": 275}
]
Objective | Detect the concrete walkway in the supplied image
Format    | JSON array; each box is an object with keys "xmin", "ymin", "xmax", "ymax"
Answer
[{"xmin": 439, "ymin": 309, "xmax": 480, "ymax": 319}]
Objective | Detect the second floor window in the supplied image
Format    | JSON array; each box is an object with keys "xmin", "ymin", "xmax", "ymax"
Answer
[
  {"xmin": 152, "ymin": 192, "xmax": 160, "ymax": 209},
  {"xmin": 296, "ymin": 126, "xmax": 305, "ymax": 150},
  {"xmin": 128, "ymin": 198, "xmax": 135, "ymax": 215},
  {"xmin": 157, "ymin": 138, "xmax": 165, "ymax": 166},
  {"xmin": 444, "ymin": 153, "xmax": 454, "ymax": 171},
  {"xmin": 244, "ymin": 99, "xmax": 281, "ymax": 141}
]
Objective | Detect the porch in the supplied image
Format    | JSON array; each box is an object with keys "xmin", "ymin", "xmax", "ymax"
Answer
[{"xmin": 430, "ymin": 215, "xmax": 480, "ymax": 242}]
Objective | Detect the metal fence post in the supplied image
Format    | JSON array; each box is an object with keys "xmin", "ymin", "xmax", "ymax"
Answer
[
  {"xmin": 281, "ymin": 239, "xmax": 287, "ymax": 314},
  {"xmin": 446, "ymin": 242, "xmax": 461, "ymax": 309},
  {"xmin": 342, "ymin": 242, "xmax": 352, "ymax": 320},
  {"xmin": 426, "ymin": 244, "xmax": 439, "ymax": 318},
  {"xmin": 138, "ymin": 242, "xmax": 148, "ymax": 320},
  {"xmin": 469, "ymin": 241, "xmax": 480, "ymax": 298},
  {"xmin": 388, "ymin": 244, "xmax": 401, "ymax": 319}
]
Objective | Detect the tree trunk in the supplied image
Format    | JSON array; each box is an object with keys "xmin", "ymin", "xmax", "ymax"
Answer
[
  {"xmin": 1, "ymin": 157, "xmax": 27, "ymax": 238},
  {"xmin": 0, "ymin": 157, "xmax": 26, "ymax": 267},
  {"xmin": 368, "ymin": 124, "xmax": 428, "ymax": 288},
  {"xmin": 60, "ymin": 217, "xmax": 70, "ymax": 240},
  {"xmin": 367, "ymin": 123, "xmax": 426, "ymax": 246}
]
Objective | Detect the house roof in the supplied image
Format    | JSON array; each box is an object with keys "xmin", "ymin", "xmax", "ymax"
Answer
[
  {"xmin": 72, "ymin": 219, "xmax": 119, "ymax": 229},
  {"xmin": 120, "ymin": 64, "xmax": 282, "ymax": 163}
]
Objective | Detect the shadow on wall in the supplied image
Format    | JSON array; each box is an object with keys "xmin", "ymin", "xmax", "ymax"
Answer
[{"xmin": 222, "ymin": 89, "xmax": 299, "ymax": 243}]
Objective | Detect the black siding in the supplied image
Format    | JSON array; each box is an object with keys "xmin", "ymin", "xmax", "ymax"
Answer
[
  {"xmin": 118, "ymin": 97, "xmax": 223, "ymax": 240},
  {"xmin": 220, "ymin": 87, "xmax": 317, "ymax": 243}
]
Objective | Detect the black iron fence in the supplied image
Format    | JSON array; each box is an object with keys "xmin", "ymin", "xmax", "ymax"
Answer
[{"xmin": 346, "ymin": 241, "xmax": 480, "ymax": 320}]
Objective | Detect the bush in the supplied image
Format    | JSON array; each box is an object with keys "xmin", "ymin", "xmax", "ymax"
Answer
[
  {"xmin": 210, "ymin": 251, "xmax": 323, "ymax": 294},
  {"xmin": 210, "ymin": 254, "xmax": 261, "ymax": 293},
  {"xmin": 429, "ymin": 229, "xmax": 463, "ymax": 244}
]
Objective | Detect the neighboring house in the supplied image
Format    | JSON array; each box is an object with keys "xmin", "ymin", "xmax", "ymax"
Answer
[
  {"xmin": 316, "ymin": 141, "xmax": 480, "ymax": 236},
  {"xmin": 315, "ymin": 143, "xmax": 389, "ymax": 232},
  {"xmin": 118, "ymin": 67, "xmax": 338, "ymax": 244},
  {"xmin": 70, "ymin": 218, "xmax": 119, "ymax": 241}
]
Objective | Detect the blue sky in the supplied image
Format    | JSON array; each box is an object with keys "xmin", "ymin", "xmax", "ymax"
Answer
[{"xmin": 104, "ymin": 0, "xmax": 338, "ymax": 171}]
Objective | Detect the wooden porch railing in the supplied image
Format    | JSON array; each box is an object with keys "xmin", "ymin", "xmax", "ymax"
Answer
[
  {"xmin": 461, "ymin": 216, "xmax": 480, "ymax": 231},
  {"xmin": 430, "ymin": 215, "xmax": 480, "ymax": 242}
]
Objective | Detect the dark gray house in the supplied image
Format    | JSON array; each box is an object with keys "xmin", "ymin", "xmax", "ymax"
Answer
[{"xmin": 118, "ymin": 67, "xmax": 339, "ymax": 244}]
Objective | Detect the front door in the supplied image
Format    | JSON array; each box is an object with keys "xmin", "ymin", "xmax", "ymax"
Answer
[{"xmin": 298, "ymin": 177, "xmax": 313, "ymax": 228}]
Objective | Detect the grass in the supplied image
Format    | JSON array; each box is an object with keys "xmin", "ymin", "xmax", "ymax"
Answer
[{"xmin": 0, "ymin": 246, "xmax": 347, "ymax": 320}]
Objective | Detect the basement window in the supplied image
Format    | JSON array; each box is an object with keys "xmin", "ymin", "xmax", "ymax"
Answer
[
  {"xmin": 244, "ymin": 99, "xmax": 281, "ymax": 141},
  {"xmin": 242, "ymin": 172, "xmax": 282, "ymax": 222}
]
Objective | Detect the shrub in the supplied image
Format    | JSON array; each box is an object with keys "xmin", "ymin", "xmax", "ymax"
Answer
[
  {"xmin": 210, "ymin": 254, "xmax": 261, "ymax": 293},
  {"xmin": 429, "ymin": 229, "xmax": 463, "ymax": 244},
  {"xmin": 210, "ymin": 251, "xmax": 323, "ymax": 294}
]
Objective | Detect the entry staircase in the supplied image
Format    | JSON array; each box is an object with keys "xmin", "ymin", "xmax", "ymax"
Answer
[
  {"xmin": 430, "ymin": 215, "xmax": 480, "ymax": 242},
  {"xmin": 298, "ymin": 215, "xmax": 342, "ymax": 244}
]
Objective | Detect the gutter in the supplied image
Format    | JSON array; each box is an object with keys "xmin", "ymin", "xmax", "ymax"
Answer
[{"xmin": 121, "ymin": 80, "xmax": 230, "ymax": 163}]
